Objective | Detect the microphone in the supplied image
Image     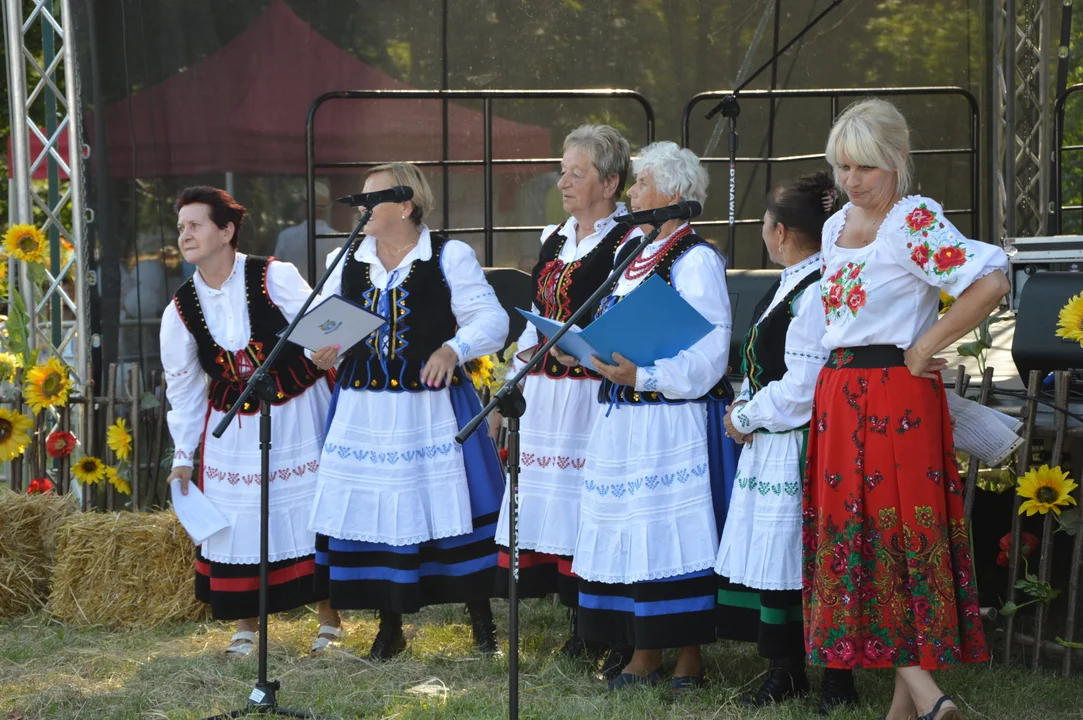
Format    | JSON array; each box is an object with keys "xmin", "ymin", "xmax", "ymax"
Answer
[
  {"xmin": 336, "ymin": 186, "xmax": 414, "ymax": 207},
  {"xmin": 614, "ymin": 200, "xmax": 702, "ymax": 226}
]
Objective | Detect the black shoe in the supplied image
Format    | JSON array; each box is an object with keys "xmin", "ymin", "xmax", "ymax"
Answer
[
  {"xmin": 467, "ymin": 601, "xmax": 498, "ymax": 655},
  {"xmin": 368, "ymin": 611, "xmax": 406, "ymax": 661},
  {"xmin": 744, "ymin": 662, "xmax": 810, "ymax": 706},
  {"xmin": 596, "ymin": 644, "xmax": 635, "ymax": 683},
  {"xmin": 818, "ymin": 668, "xmax": 858, "ymax": 716},
  {"xmin": 560, "ymin": 634, "xmax": 588, "ymax": 658}
]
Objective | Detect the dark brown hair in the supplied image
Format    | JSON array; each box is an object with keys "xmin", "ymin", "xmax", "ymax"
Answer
[
  {"xmin": 174, "ymin": 186, "xmax": 247, "ymax": 248},
  {"xmin": 765, "ymin": 171, "xmax": 838, "ymax": 249}
]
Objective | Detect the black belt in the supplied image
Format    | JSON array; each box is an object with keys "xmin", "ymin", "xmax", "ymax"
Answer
[{"xmin": 825, "ymin": 345, "xmax": 905, "ymax": 370}]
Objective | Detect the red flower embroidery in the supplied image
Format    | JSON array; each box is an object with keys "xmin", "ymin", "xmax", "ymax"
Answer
[
  {"xmin": 832, "ymin": 637, "xmax": 858, "ymax": 664},
  {"xmin": 864, "ymin": 636, "xmax": 886, "ymax": 661},
  {"xmin": 848, "ymin": 264, "xmax": 861, "ymax": 280},
  {"xmin": 932, "ymin": 245, "xmax": 967, "ymax": 272},
  {"xmin": 845, "ymin": 285, "xmax": 867, "ymax": 313},
  {"xmin": 828, "ymin": 283, "xmax": 845, "ymax": 308},
  {"xmin": 829, "ymin": 267, "xmax": 846, "ymax": 283},
  {"xmin": 45, "ymin": 430, "xmax": 77, "ymax": 458},
  {"xmin": 906, "ymin": 206, "xmax": 937, "ymax": 232},
  {"xmin": 910, "ymin": 244, "xmax": 930, "ymax": 269}
]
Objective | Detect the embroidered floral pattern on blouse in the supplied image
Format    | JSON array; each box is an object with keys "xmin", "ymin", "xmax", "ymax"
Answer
[
  {"xmin": 822, "ymin": 262, "xmax": 867, "ymax": 325},
  {"xmin": 641, "ymin": 366, "xmax": 659, "ymax": 391},
  {"xmin": 904, "ymin": 204, "xmax": 974, "ymax": 278}
]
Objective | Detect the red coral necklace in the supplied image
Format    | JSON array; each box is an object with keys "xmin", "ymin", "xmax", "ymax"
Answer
[{"xmin": 624, "ymin": 225, "xmax": 692, "ymax": 280}]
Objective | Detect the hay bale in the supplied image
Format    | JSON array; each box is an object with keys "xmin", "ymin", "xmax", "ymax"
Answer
[
  {"xmin": 0, "ymin": 489, "xmax": 77, "ymax": 616},
  {"xmin": 48, "ymin": 510, "xmax": 207, "ymax": 627}
]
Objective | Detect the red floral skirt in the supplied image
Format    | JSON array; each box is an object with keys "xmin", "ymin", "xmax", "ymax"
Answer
[{"xmin": 802, "ymin": 347, "xmax": 989, "ymax": 670}]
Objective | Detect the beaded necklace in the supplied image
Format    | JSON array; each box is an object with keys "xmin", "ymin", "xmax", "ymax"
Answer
[{"xmin": 623, "ymin": 224, "xmax": 693, "ymax": 280}]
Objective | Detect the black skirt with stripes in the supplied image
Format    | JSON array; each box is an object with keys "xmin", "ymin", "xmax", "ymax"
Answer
[
  {"xmin": 716, "ymin": 577, "xmax": 804, "ymax": 660},
  {"xmin": 493, "ymin": 549, "xmax": 579, "ymax": 607},
  {"xmin": 195, "ymin": 547, "xmax": 323, "ymax": 621}
]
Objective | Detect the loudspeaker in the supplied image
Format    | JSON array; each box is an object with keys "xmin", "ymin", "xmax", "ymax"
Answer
[
  {"xmin": 484, "ymin": 267, "xmax": 533, "ymax": 356},
  {"xmin": 1011, "ymin": 271, "xmax": 1083, "ymax": 380},
  {"xmin": 726, "ymin": 269, "xmax": 783, "ymax": 372}
]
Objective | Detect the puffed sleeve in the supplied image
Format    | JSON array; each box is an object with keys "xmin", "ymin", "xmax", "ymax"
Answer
[
  {"xmin": 731, "ymin": 283, "xmax": 828, "ymax": 434},
  {"xmin": 265, "ymin": 260, "xmax": 315, "ymax": 322},
  {"xmin": 633, "ymin": 244, "xmax": 732, "ymax": 399},
  {"xmin": 888, "ymin": 196, "xmax": 1008, "ymax": 297},
  {"xmin": 160, "ymin": 301, "xmax": 209, "ymax": 469},
  {"xmin": 440, "ymin": 240, "xmax": 510, "ymax": 363}
]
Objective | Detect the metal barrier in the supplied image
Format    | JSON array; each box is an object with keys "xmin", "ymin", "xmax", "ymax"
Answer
[
  {"xmin": 1053, "ymin": 83, "xmax": 1083, "ymax": 234},
  {"xmin": 681, "ymin": 87, "xmax": 980, "ymax": 268},
  {"xmin": 304, "ymin": 89, "xmax": 655, "ymax": 275}
]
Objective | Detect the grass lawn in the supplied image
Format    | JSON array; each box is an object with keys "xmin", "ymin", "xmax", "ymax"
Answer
[{"xmin": 1, "ymin": 600, "xmax": 1080, "ymax": 719}]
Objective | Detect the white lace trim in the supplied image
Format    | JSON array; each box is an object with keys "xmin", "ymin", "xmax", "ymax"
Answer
[
  {"xmin": 308, "ymin": 522, "xmax": 474, "ymax": 547},
  {"xmin": 573, "ymin": 559, "xmax": 716, "ymax": 584}
]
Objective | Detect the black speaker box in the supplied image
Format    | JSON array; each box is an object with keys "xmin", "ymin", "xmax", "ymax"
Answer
[
  {"xmin": 484, "ymin": 267, "xmax": 533, "ymax": 355},
  {"xmin": 1011, "ymin": 271, "xmax": 1083, "ymax": 380}
]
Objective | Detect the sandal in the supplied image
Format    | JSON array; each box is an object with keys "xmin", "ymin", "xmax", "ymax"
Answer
[
  {"xmin": 607, "ymin": 667, "xmax": 662, "ymax": 691},
  {"xmin": 310, "ymin": 624, "xmax": 343, "ymax": 654},
  {"xmin": 224, "ymin": 630, "xmax": 257, "ymax": 658},
  {"xmin": 918, "ymin": 695, "xmax": 965, "ymax": 720}
]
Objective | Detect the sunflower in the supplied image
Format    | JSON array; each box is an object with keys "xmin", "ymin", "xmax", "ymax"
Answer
[
  {"xmin": 1055, "ymin": 292, "xmax": 1083, "ymax": 348},
  {"xmin": 0, "ymin": 407, "xmax": 33, "ymax": 462},
  {"xmin": 107, "ymin": 418, "xmax": 132, "ymax": 461},
  {"xmin": 2, "ymin": 224, "xmax": 47, "ymax": 264},
  {"xmin": 23, "ymin": 357, "xmax": 71, "ymax": 413},
  {"xmin": 0, "ymin": 351, "xmax": 19, "ymax": 384},
  {"xmin": 1017, "ymin": 464, "xmax": 1079, "ymax": 516},
  {"xmin": 465, "ymin": 354, "xmax": 496, "ymax": 391},
  {"xmin": 938, "ymin": 289, "xmax": 955, "ymax": 315},
  {"xmin": 72, "ymin": 455, "xmax": 106, "ymax": 485},
  {"xmin": 104, "ymin": 465, "xmax": 131, "ymax": 495},
  {"xmin": 0, "ymin": 257, "xmax": 8, "ymax": 296}
]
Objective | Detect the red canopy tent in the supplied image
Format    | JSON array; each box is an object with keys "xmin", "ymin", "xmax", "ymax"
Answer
[{"xmin": 97, "ymin": 0, "xmax": 551, "ymax": 178}]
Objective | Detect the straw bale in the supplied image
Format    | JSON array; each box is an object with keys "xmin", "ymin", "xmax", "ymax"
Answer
[
  {"xmin": 0, "ymin": 489, "xmax": 77, "ymax": 615},
  {"xmin": 48, "ymin": 510, "xmax": 207, "ymax": 627}
]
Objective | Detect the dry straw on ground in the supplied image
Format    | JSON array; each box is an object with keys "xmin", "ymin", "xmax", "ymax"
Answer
[
  {"xmin": 48, "ymin": 510, "xmax": 207, "ymax": 627},
  {"xmin": 0, "ymin": 489, "xmax": 76, "ymax": 616}
]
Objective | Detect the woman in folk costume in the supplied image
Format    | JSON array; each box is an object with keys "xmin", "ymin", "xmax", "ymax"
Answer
[
  {"xmin": 716, "ymin": 172, "xmax": 850, "ymax": 710},
  {"xmin": 494, "ymin": 124, "xmax": 638, "ymax": 671},
  {"xmin": 805, "ymin": 99, "xmax": 1007, "ymax": 720},
  {"xmin": 308, "ymin": 163, "xmax": 509, "ymax": 660},
  {"xmin": 161, "ymin": 186, "xmax": 341, "ymax": 656},
  {"xmin": 558, "ymin": 141, "xmax": 739, "ymax": 693}
]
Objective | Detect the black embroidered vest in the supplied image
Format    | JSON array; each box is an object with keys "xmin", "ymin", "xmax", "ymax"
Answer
[
  {"xmin": 337, "ymin": 234, "xmax": 465, "ymax": 392},
  {"xmin": 596, "ymin": 231, "xmax": 733, "ymax": 406},
  {"xmin": 526, "ymin": 220, "xmax": 634, "ymax": 381},
  {"xmin": 172, "ymin": 256, "xmax": 327, "ymax": 415},
  {"xmin": 739, "ymin": 269, "xmax": 821, "ymax": 393}
]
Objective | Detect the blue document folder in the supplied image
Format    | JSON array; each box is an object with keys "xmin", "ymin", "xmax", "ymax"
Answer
[{"xmin": 518, "ymin": 275, "xmax": 715, "ymax": 372}]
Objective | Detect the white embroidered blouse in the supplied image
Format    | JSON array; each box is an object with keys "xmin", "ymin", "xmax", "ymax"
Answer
[{"xmin": 820, "ymin": 196, "xmax": 1008, "ymax": 352}]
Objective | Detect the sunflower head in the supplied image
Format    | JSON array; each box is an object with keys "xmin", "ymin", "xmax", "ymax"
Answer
[
  {"xmin": 2, "ymin": 224, "xmax": 47, "ymax": 264},
  {"xmin": 1055, "ymin": 292, "xmax": 1083, "ymax": 348},
  {"xmin": 0, "ymin": 407, "xmax": 33, "ymax": 462},
  {"xmin": 1017, "ymin": 464, "xmax": 1079, "ymax": 516},
  {"xmin": 24, "ymin": 357, "xmax": 72, "ymax": 414},
  {"xmin": 0, "ymin": 352, "xmax": 20, "ymax": 384},
  {"xmin": 107, "ymin": 418, "xmax": 132, "ymax": 461},
  {"xmin": 938, "ymin": 290, "xmax": 955, "ymax": 315},
  {"xmin": 104, "ymin": 465, "xmax": 131, "ymax": 495},
  {"xmin": 72, "ymin": 455, "xmax": 106, "ymax": 485}
]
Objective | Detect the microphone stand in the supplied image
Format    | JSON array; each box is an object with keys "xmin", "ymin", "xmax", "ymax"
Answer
[
  {"xmin": 703, "ymin": 0, "xmax": 843, "ymax": 266},
  {"xmin": 455, "ymin": 220, "xmax": 667, "ymax": 720},
  {"xmin": 202, "ymin": 206, "xmax": 373, "ymax": 720}
]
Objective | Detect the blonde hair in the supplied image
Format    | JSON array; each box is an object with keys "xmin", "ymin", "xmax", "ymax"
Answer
[
  {"xmin": 825, "ymin": 98, "xmax": 912, "ymax": 197},
  {"xmin": 632, "ymin": 141, "xmax": 709, "ymax": 205},
  {"xmin": 365, "ymin": 162, "xmax": 435, "ymax": 224},
  {"xmin": 563, "ymin": 124, "xmax": 632, "ymax": 196}
]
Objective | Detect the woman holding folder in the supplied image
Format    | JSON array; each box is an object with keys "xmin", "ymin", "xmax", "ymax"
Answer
[
  {"xmin": 556, "ymin": 141, "xmax": 738, "ymax": 692},
  {"xmin": 494, "ymin": 125, "xmax": 638, "ymax": 670},
  {"xmin": 715, "ymin": 172, "xmax": 838, "ymax": 708},
  {"xmin": 307, "ymin": 163, "xmax": 509, "ymax": 660}
]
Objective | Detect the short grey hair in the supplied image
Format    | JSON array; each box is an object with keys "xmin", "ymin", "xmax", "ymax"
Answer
[
  {"xmin": 563, "ymin": 124, "xmax": 632, "ymax": 196},
  {"xmin": 826, "ymin": 98, "xmax": 912, "ymax": 197},
  {"xmin": 631, "ymin": 141, "xmax": 709, "ymax": 205}
]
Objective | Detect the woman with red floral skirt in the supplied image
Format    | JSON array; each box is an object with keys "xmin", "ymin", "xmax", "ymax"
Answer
[{"xmin": 805, "ymin": 99, "xmax": 1009, "ymax": 720}]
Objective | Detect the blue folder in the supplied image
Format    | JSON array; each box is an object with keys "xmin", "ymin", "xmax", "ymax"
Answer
[{"xmin": 518, "ymin": 275, "xmax": 715, "ymax": 372}]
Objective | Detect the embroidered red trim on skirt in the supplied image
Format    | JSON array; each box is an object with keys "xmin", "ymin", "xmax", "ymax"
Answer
[{"xmin": 803, "ymin": 366, "xmax": 989, "ymax": 670}]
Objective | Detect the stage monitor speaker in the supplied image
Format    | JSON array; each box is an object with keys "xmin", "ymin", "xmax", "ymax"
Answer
[
  {"xmin": 484, "ymin": 267, "xmax": 533, "ymax": 356},
  {"xmin": 726, "ymin": 269, "xmax": 783, "ymax": 374},
  {"xmin": 1011, "ymin": 271, "xmax": 1083, "ymax": 380}
]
